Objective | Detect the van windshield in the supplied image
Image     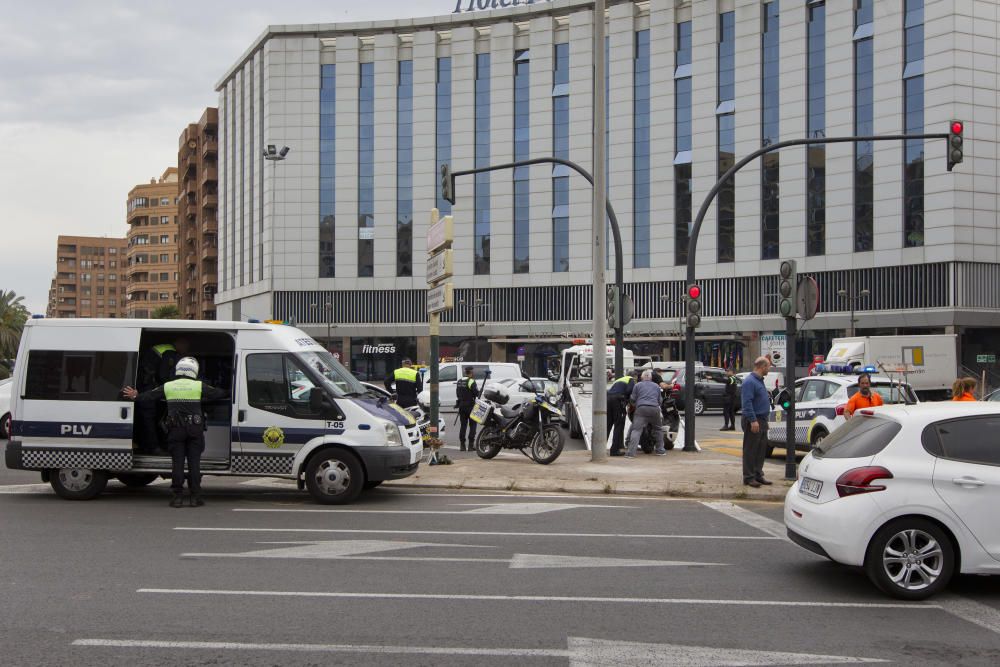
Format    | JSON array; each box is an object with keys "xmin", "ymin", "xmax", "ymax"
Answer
[{"xmin": 297, "ymin": 351, "xmax": 367, "ymax": 398}]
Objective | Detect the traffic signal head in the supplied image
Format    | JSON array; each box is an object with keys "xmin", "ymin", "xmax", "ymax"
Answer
[
  {"xmin": 947, "ymin": 120, "xmax": 964, "ymax": 172},
  {"xmin": 441, "ymin": 163, "xmax": 455, "ymax": 204},
  {"xmin": 778, "ymin": 259, "xmax": 798, "ymax": 318},
  {"xmin": 685, "ymin": 284, "xmax": 702, "ymax": 329}
]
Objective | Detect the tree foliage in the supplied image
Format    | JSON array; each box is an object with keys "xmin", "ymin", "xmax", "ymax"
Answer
[
  {"xmin": 152, "ymin": 304, "xmax": 181, "ymax": 319},
  {"xmin": 0, "ymin": 290, "xmax": 29, "ymax": 360}
]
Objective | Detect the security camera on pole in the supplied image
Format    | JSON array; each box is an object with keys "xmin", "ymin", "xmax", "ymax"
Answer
[{"xmin": 427, "ymin": 206, "xmax": 455, "ymax": 447}]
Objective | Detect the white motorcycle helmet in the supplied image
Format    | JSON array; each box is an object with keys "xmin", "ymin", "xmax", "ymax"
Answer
[{"xmin": 174, "ymin": 356, "xmax": 199, "ymax": 379}]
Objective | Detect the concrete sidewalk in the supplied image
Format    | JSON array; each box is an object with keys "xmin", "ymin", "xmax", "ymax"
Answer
[{"xmin": 386, "ymin": 438, "xmax": 796, "ymax": 502}]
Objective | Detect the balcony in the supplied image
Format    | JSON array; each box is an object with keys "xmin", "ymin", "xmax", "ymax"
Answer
[
  {"xmin": 183, "ymin": 198, "xmax": 197, "ymax": 219},
  {"xmin": 127, "ymin": 209, "xmax": 148, "ymax": 225},
  {"xmin": 200, "ymin": 241, "xmax": 217, "ymax": 262},
  {"xmin": 202, "ymin": 138, "xmax": 218, "ymax": 158},
  {"xmin": 182, "ymin": 153, "xmax": 197, "ymax": 177},
  {"xmin": 202, "ymin": 193, "xmax": 218, "ymax": 210},
  {"xmin": 199, "ymin": 166, "xmax": 218, "ymax": 187},
  {"xmin": 202, "ymin": 218, "xmax": 218, "ymax": 233}
]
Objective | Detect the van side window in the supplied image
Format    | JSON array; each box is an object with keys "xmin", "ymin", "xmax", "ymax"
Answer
[
  {"xmin": 24, "ymin": 351, "xmax": 136, "ymax": 401},
  {"xmin": 246, "ymin": 353, "xmax": 331, "ymax": 420}
]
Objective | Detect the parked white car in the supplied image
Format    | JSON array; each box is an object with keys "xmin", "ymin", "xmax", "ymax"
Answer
[
  {"xmin": 735, "ymin": 371, "xmax": 783, "ymax": 393},
  {"xmin": 785, "ymin": 402, "xmax": 1000, "ymax": 600},
  {"xmin": 417, "ymin": 362, "xmax": 524, "ymax": 411},
  {"xmin": 0, "ymin": 378, "xmax": 12, "ymax": 439}
]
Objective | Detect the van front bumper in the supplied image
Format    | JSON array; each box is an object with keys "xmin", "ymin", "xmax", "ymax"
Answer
[{"xmin": 354, "ymin": 446, "xmax": 420, "ymax": 482}]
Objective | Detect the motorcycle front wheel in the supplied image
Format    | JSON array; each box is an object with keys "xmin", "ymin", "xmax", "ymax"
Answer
[
  {"xmin": 530, "ymin": 425, "xmax": 564, "ymax": 465},
  {"xmin": 475, "ymin": 426, "xmax": 503, "ymax": 459}
]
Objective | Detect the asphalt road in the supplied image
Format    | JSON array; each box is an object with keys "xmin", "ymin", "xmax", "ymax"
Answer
[{"xmin": 3, "ymin": 480, "xmax": 1000, "ymax": 665}]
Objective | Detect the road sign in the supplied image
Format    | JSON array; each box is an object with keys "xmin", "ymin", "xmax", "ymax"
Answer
[
  {"xmin": 427, "ymin": 282, "xmax": 454, "ymax": 314},
  {"xmin": 426, "ymin": 249, "xmax": 453, "ymax": 284},
  {"xmin": 760, "ymin": 334, "xmax": 787, "ymax": 367},
  {"xmin": 977, "ymin": 354, "xmax": 996, "ymax": 364},
  {"xmin": 427, "ymin": 214, "xmax": 454, "ymax": 254},
  {"xmin": 796, "ymin": 276, "xmax": 819, "ymax": 321}
]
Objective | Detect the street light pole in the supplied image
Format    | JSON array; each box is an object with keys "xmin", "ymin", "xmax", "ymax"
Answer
[
  {"xmin": 459, "ymin": 295, "xmax": 489, "ymax": 362},
  {"xmin": 262, "ymin": 145, "xmax": 290, "ymax": 302},
  {"xmin": 838, "ymin": 287, "xmax": 870, "ymax": 337}
]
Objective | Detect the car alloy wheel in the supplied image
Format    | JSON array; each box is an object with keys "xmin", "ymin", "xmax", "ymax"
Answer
[{"xmin": 865, "ymin": 518, "xmax": 954, "ymax": 600}]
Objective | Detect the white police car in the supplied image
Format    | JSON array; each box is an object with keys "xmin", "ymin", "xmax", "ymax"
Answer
[{"xmin": 768, "ymin": 367, "xmax": 917, "ymax": 456}]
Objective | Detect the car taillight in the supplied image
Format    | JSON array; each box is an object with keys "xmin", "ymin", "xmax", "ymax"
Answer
[
  {"xmin": 835, "ymin": 466, "xmax": 893, "ymax": 497},
  {"xmin": 835, "ymin": 403, "xmax": 846, "ymax": 416}
]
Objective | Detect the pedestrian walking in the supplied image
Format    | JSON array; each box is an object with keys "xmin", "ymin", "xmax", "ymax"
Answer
[
  {"xmin": 625, "ymin": 370, "xmax": 666, "ymax": 458},
  {"xmin": 123, "ymin": 356, "xmax": 227, "ymax": 507},
  {"xmin": 606, "ymin": 372, "xmax": 635, "ymax": 457},
  {"xmin": 741, "ymin": 356, "xmax": 773, "ymax": 488},
  {"xmin": 721, "ymin": 367, "xmax": 738, "ymax": 431},
  {"xmin": 845, "ymin": 373, "xmax": 884, "ymax": 418},
  {"xmin": 386, "ymin": 358, "xmax": 423, "ymax": 408},
  {"xmin": 456, "ymin": 366, "xmax": 480, "ymax": 451},
  {"xmin": 951, "ymin": 376, "xmax": 978, "ymax": 401}
]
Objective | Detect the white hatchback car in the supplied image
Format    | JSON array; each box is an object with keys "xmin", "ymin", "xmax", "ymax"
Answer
[
  {"xmin": 768, "ymin": 374, "xmax": 917, "ymax": 454},
  {"xmin": 785, "ymin": 403, "xmax": 1000, "ymax": 600}
]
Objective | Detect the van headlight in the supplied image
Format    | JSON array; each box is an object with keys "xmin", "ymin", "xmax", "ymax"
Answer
[{"xmin": 383, "ymin": 420, "xmax": 404, "ymax": 447}]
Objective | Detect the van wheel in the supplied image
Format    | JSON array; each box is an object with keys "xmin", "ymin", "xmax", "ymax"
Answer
[
  {"xmin": 50, "ymin": 468, "xmax": 109, "ymax": 500},
  {"xmin": 693, "ymin": 398, "xmax": 706, "ymax": 415},
  {"xmin": 0, "ymin": 412, "xmax": 10, "ymax": 439},
  {"xmin": 116, "ymin": 473, "xmax": 159, "ymax": 488},
  {"xmin": 305, "ymin": 449, "xmax": 364, "ymax": 505}
]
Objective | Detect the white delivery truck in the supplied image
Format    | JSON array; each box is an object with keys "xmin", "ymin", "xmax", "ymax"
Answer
[
  {"xmin": 6, "ymin": 318, "xmax": 423, "ymax": 504},
  {"xmin": 817, "ymin": 335, "xmax": 957, "ymax": 400}
]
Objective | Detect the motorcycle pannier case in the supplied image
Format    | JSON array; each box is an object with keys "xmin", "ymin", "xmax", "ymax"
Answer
[{"xmin": 482, "ymin": 386, "xmax": 510, "ymax": 405}]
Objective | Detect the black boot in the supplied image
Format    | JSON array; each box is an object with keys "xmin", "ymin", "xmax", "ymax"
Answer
[
  {"xmin": 170, "ymin": 492, "xmax": 184, "ymax": 508},
  {"xmin": 190, "ymin": 493, "xmax": 205, "ymax": 507}
]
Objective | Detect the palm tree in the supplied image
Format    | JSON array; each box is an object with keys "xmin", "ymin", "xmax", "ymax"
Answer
[{"xmin": 0, "ymin": 290, "xmax": 29, "ymax": 360}]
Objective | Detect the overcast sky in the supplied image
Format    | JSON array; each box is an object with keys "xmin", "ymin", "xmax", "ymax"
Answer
[{"xmin": 0, "ymin": 0, "xmax": 473, "ymax": 314}]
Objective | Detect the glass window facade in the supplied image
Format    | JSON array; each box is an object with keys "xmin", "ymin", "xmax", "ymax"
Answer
[
  {"xmin": 674, "ymin": 21, "xmax": 692, "ymax": 266},
  {"xmin": 633, "ymin": 30, "xmax": 650, "ymax": 269},
  {"xmin": 358, "ymin": 62, "xmax": 375, "ymax": 277},
  {"xmin": 854, "ymin": 0, "xmax": 874, "ymax": 252},
  {"xmin": 761, "ymin": 2, "xmax": 780, "ymax": 260},
  {"xmin": 903, "ymin": 0, "xmax": 924, "ymax": 248},
  {"xmin": 436, "ymin": 58, "xmax": 452, "ymax": 216},
  {"xmin": 552, "ymin": 43, "xmax": 570, "ymax": 273},
  {"xmin": 807, "ymin": 2, "xmax": 826, "ymax": 257},
  {"xmin": 397, "ymin": 60, "xmax": 413, "ymax": 277},
  {"xmin": 717, "ymin": 12, "xmax": 736, "ymax": 263},
  {"xmin": 319, "ymin": 64, "xmax": 336, "ymax": 278},
  {"xmin": 474, "ymin": 54, "xmax": 491, "ymax": 275},
  {"xmin": 513, "ymin": 49, "xmax": 530, "ymax": 274}
]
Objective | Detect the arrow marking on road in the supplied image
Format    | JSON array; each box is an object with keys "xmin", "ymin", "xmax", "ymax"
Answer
[
  {"xmin": 72, "ymin": 637, "xmax": 887, "ymax": 664},
  {"xmin": 182, "ymin": 540, "xmax": 721, "ymax": 569},
  {"xmin": 701, "ymin": 501, "xmax": 789, "ymax": 541},
  {"xmin": 232, "ymin": 502, "xmax": 635, "ymax": 515}
]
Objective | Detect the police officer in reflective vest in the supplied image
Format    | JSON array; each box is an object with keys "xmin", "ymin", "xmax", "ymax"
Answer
[
  {"xmin": 607, "ymin": 372, "xmax": 636, "ymax": 456},
  {"xmin": 135, "ymin": 339, "xmax": 189, "ymax": 454},
  {"xmin": 124, "ymin": 357, "xmax": 227, "ymax": 507},
  {"xmin": 456, "ymin": 366, "xmax": 481, "ymax": 451},
  {"xmin": 386, "ymin": 358, "xmax": 423, "ymax": 409}
]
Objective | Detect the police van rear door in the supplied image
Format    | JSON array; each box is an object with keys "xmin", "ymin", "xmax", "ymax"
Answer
[{"xmin": 18, "ymin": 324, "xmax": 139, "ymax": 464}]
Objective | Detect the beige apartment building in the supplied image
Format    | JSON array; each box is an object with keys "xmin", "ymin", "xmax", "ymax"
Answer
[
  {"xmin": 125, "ymin": 168, "xmax": 180, "ymax": 318},
  {"xmin": 46, "ymin": 235, "xmax": 128, "ymax": 319},
  {"xmin": 177, "ymin": 108, "xmax": 219, "ymax": 320}
]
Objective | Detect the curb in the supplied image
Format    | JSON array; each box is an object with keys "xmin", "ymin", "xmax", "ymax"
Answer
[{"xmin": 384, "ymin": 476, "xmax": 789, "ymax": 502}]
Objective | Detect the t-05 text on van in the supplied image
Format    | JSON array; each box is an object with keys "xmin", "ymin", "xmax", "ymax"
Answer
[{"xmin": 5, "ymin": 319, "xmax": 424, "ymax": 504}]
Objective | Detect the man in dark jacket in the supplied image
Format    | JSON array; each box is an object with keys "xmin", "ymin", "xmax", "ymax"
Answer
[
  {"xmin": 606, "ymin": 371, "xmax": 636, "ymax": 456},
  {"xmin": 386, "ymin": 358, "xmax": 423, "ymax": 408},
  {"xmin": 456, "ymin": 366, "xmax": 480, "ymax": 451},
  {"xmin": 124, "ymin": 356, "xmax": 227, "ymax": 507},
  {"xmin": 722, "ymin": 368, "xmax": 738, "ymax": 431}
]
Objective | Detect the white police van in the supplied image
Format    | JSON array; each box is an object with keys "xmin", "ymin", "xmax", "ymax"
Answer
[
  {"xmin": 767, "ymin": 366, "xmax": 917, "ymax": 456},
  {"xmin": 6, "ymin": 318, "xmax": 423, "ymax": 504}
]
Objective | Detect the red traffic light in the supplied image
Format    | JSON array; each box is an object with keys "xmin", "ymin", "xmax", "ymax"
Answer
[
  {"xmin": 687, "ymin": 284, "xmax": 701, "ymax": 300},
  {"xmin": 951, "ymin": 121, "xmax": 964, "ymax": 135}
]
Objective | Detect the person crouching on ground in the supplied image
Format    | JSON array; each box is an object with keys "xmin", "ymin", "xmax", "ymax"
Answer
[
  {"xmin": 740, "ymin": 356, "xmax": 773, "ymax": 488},
  {"xmin": 624, "ymin": 370, "xmax": 666, "ymax": 459}
]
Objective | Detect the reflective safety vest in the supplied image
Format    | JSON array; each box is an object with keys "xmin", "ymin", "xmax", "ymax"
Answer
[
  {"xmin": 164, "ymin": 378, "xmax": 203, "ymax": 401},
  {"xmin": 153, "ymin": 343, "xmax": 176, "ymax": 358},
  {"xmin": 613, "ymin": 376, "xmax": 632, "ymax": 385},
  {"xmin": 394, "ymin": 367, "xmax": 419, "ymax": 383}
]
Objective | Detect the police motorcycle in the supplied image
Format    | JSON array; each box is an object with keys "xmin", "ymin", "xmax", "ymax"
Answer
[
  {"xmin": 633, "ymin": 388, "xmax": 681, "ymax": 454},
  {"xmin": 471, "ymin": 385, "xmax": 565, "ymax": 464}
]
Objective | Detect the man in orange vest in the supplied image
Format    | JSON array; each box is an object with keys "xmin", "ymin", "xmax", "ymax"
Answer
[{"xmin": 845, "ymin": 373, "xmax": 884, "ymax": 418}]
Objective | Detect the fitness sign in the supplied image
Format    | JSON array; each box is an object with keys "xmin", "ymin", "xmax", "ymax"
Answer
[{"xmin": 452, "ymin": 0, "xmax": 551, "ymax": 13}]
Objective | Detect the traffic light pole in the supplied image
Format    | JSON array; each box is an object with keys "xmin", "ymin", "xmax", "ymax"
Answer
[
  {"xmin": 682, "ymin": 132, "xmax": 949, "ymax": 454},
  {"xmin": 784, "ymin": 316, "xmax": 797, "ymax": 480},
  {"xmin": 446, "ymin": 156, "xmax": 627, "ymax": 376}
]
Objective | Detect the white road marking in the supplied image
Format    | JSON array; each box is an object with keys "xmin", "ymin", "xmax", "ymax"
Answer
[
  {"xmin": 72, "ymin": 637, "xmax": 887, "ymax": 664},
  {"xmin": 137, "ymin": 588, "xmax": 938, "ymax": 610},
  {"xmin": 233, "ymin": 502, "xmax": 634, "ymax": 515},
  {"xmin": 0, "ymin": 483, "xmax": 51, "ymax": 494},
  {"xmin": 700, "ymin": 500, "xmax": 789, "ymax": 541},
  {"xmin": 175, "ymin": 527, "xmax": 778, "ymax": 540},
  {"xmin": 701, "ymin": 502, "xmax": 1000, "ymax": 638},
  {"xmin": 937, "ymin": 594, "xmax": 1000, "ymax": 637},
  {"xmin": 182, "ymin": 540, "xmax": 720, "ymax": 569}
]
